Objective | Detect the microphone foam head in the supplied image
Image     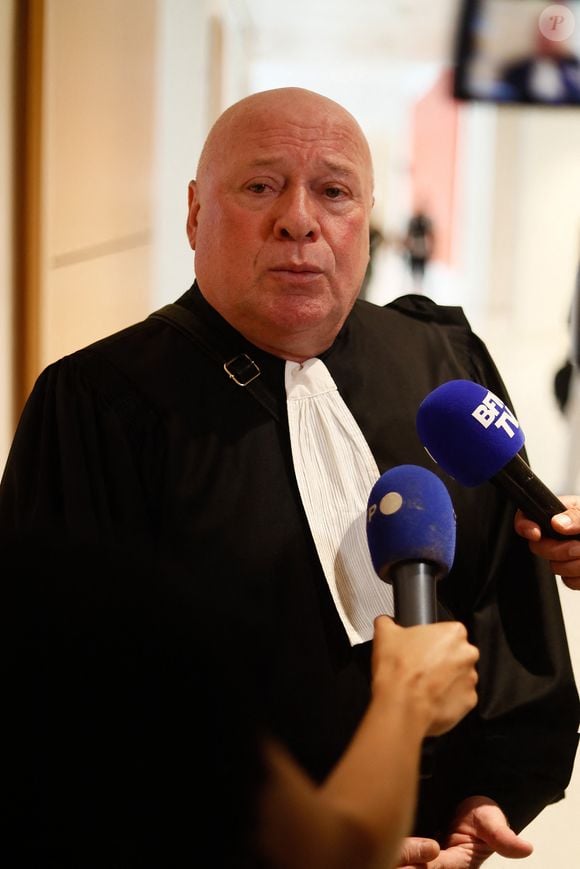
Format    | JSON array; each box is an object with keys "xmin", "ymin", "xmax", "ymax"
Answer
[
  {"xmin": 416, "ymin": 379, "xmax": 525, "ymax": 487},
  {"xmin": 366, "ymin": 464, "xmax": 456, "ymax": 582}
]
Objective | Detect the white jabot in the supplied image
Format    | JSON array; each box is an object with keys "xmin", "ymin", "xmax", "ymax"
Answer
[{"xmin": 285, "ymin": 358, "xmax": 394, "ymax": 645}]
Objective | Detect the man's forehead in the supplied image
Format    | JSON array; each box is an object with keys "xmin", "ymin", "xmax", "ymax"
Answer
[
  {"xmin": 239, "ymin": 151, "xmax": 363, "ymax": 177},
  {"xmin": 226, "ymin": 123, "xmax": 370, "ymax": 173},
  {"xmin": 199, "ymin": 99, "xmax": 373, "ymax": 190}
]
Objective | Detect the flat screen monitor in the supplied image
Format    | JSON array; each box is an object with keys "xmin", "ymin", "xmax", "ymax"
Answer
[{"xmin": 454, "ymin": 0, "xmax": 580, "ymax": 105}]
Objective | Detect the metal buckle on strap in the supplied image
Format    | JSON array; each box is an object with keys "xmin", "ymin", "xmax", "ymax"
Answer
[{"xmin": 223, "ymin": 354, "xmax": 261, "ymax": 386}]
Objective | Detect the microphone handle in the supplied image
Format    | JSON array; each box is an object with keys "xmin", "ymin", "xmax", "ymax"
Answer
[
  {"xmin": 390, "ymin": 561, "xmax": 438, "ymax": 626},
  {"xmin": 388, "ymin": 561, "xmax": 439, "ymax": 779},
  {"xmin": 492, "ymin": 453, "xmax": 580, "ymax": 541}
]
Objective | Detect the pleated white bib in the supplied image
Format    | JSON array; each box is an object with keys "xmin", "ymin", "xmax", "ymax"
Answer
[{"xmin": 285, "ymin": 358, "xmax": 394, "ymax": 645}]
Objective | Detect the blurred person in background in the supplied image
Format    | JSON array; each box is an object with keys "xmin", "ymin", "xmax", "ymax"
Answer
[{"xmin": 402, "ymin": 209, "xmax": 435, "ymax": 291}]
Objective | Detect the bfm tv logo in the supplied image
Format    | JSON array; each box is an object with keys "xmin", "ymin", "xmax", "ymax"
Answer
[{"xmin": 471, "ymin": 390, "xmax": 520, "ymax": 439}]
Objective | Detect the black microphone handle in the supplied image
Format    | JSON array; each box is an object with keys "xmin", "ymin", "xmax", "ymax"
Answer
[
  {"xmin": 492, "ymin": 452, "xmax": 580, "ymax": 541},
  {"xmin": 389, "ymin": 561, "xmax": 439, "ymax": 626},
  {"xmin": 387, "ymin": 561, "xmax": 439, "ymax": 779}
]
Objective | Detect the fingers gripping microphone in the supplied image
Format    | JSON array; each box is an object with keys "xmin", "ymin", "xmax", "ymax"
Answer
[
  {"xmin": 366, "ymin": 465, "xmax": 456, "ymax": 626},
  {"xmin": 416, "ymin": 379, "xmax": 577, "ymax": 540}
]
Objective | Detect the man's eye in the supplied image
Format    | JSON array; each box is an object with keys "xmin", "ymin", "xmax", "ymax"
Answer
[
  {"xmin": 324, "ymin": 187, "xmax": 344, "ymax": 199},
  {"xmin": 247, "ymin": 183, "xmax": 269, "ymax": 194}
]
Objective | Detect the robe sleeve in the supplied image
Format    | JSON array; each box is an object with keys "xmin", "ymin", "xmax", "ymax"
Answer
[{"xmin": 0, "ymin": 351, "xmax": 165, "ymax": 547}]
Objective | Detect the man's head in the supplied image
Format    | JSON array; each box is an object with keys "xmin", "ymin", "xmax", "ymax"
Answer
[{"xmin": 187, "ymin": 87, "xmax": 374, "ymax": 361}]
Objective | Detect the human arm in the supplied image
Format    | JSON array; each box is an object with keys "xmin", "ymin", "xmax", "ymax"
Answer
[
  {"xmin": 514, "ymin": 494, "xmax": 580, "ymax": 589},
  {"xmin": 257, "ymin": 616, "xmax": 479, "ymax": 869}
]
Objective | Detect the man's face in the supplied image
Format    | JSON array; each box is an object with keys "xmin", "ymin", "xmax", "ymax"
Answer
[{"xmin": 187, "ymin": 90, "xmax": 374, "ymax": 361}]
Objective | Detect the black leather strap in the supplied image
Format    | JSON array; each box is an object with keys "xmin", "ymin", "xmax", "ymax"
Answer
[{"xmin": 149, "ymin": 303, "xmax": 281, "ymax": 422}]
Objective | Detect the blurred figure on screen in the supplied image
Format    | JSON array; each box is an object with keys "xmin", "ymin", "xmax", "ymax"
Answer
[{"xmin": 500, "ymin": 23, "xmax": 580, "ymax": 103}]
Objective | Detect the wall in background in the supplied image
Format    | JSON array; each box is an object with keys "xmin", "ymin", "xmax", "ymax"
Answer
[
  {"xmin": 0, "ymin": 0, "xmax": 15, "ymax": 472},
  {"xmin": 485, "ymin": 107, "xmax": 580, "ymax": 493},
  {"xmin": 411, "ymin": 68, "xmax": 458, "ymax": 265},
  {"xmin": 152, "ymin": 0, "xmax": 252, "ymax": 309},
  {"xmin": 40, "ymin": 0, "xmax": 157, "ymax": 369}
]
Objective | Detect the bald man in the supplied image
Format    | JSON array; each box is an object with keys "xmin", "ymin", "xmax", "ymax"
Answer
[
  {"xmin": 187, "ymin": 86, "xmax": 375, "ymax": 360},
  {"xmin": 1, "ymin": 88, "xmax": 578, "ymax": 868}
]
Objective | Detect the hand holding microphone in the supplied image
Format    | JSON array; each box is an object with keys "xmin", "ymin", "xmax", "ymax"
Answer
[
  {"xmin": 366, "ymin": 465, "xmax": 479, "ymax": 738},
  {"xmin": 516, "ymin": 493, "xmax": 580, "ymax": 590},
  {"xmin": 416, "ymin": 379, "xmax": 579, "ymax": 541},
  {"xmin": 371, "ymin": 615, "xmax": 479, "ymax": 737}
]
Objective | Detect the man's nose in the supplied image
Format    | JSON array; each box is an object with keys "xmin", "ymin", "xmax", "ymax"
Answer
[{"xmin": 273, "ymin": 187, "xmax": 320, "ymax": 241}]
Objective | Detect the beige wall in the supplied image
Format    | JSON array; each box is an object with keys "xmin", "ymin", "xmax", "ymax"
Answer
[
  {"xmin": 38, "ymin": 0, "xmax": 253, "ymax": 369},
  {"xmin": 151, "ymin": 0, "xmax": 250, "ymax": 309},
  {"xmin": 485, "ymin": 108, "xmax": 580, "ymax": 493},
  {"xmin": 0, "ymin": 0, "xmax": 15, "ymax": 472},
  {"xmin": 40, "ymin": 0, "xmax": 157, "ymax": 369},
  {"xmin": 480, "ymin": 106, "xmax": 580, "ymax": 869}
]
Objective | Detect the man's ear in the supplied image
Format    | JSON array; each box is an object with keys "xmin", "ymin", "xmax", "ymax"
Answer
[{"xmin": 186, "ymin": 180, "xmax": 200, "ymax": 250}]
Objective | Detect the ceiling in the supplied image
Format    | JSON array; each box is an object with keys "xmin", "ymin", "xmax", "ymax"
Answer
[
  {"xmin": 243, "ymin": 0, "xmax": 463, "ymax": 67},
  {"xmin": 238, "ymin": 0, "xmax": 465, "ymax": 127}
]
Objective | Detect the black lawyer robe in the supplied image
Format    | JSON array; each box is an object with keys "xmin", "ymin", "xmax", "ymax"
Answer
[{"xmin": 1, "ymin": 281, "xmax": 578, "ymax": 842}]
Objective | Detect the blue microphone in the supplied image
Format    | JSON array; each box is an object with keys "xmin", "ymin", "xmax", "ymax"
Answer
[
  {"xmin": 366, "ymin": 465, "xmax": 456, "ymax": 626},
  {"xmin": 416, "ymin": 379, "xmax": 575, "ymax": 540}
]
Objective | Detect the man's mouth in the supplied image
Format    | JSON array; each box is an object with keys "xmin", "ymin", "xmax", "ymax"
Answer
[{"xmin": 271, "ymin": 264, "xmax": 323, "ymax": 275}]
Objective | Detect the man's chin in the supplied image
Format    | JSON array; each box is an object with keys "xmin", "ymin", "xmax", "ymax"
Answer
[
  {"xmin": 248, "ymin": 305, "xmax": 346, "ymax": 360},
  {"xmin": 263, "ymin": 301, "xmax": 339, "ymax": 336}
]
